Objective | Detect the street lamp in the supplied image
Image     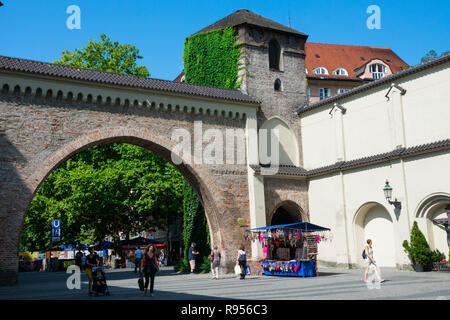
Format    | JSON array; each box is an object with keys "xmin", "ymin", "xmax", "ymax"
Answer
[{"xmin": 383, "ymin": 180, "xmax": 401, "ymax": 209}]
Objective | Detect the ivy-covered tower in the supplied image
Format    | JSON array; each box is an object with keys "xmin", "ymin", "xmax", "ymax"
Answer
[
  {"xmin": 182, "ymin": 10, "xmax": 310, "ymax": 262},
  {"xmin": 185, "ymin": 9, "xmax": 309, "ymax": 165}
]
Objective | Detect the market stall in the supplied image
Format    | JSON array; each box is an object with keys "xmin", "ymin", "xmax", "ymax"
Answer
[{"xmin": 246, "ymin": 222, "xmax": 332, "ymax": 277}]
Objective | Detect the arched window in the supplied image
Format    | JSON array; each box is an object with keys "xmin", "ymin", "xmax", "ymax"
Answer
[
  {"xmin": 312, "ymin": 67, "xmax": 328, "ymax": 75},
  {"xmin": 274, "ymin": 79, "xmax": 281, "ymax": 91},
  {"xmin": 333, "ymin": 68, "xmax": 348, "ymax": 76},
  {"xmin": 268, "ymin": 39, "xmax": 281, "ymax": 70},
  {"xmin": 369, "ymin": 63, "xmax": 386, "ymax": 79}
]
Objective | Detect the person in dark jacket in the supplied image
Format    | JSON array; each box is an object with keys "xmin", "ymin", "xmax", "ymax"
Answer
[{"xmin": 140, "ymin": 244, "xmax": 159, "ymax": 296}]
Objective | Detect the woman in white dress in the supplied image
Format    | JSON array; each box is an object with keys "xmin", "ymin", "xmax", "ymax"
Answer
[{"xmin": 364, "ymin": 239, "xmax": 385, "ymax": 283}]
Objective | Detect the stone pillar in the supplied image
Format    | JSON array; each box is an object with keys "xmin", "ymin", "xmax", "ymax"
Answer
[{"xmin": 246, "ymin": 112, "xmax": 266, "ymax": 258}]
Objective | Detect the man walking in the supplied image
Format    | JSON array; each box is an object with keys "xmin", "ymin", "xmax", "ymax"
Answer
[
  {"xmin": 75, "ymin": 250, "xmax": 84, "ymax": 270},
  {"xmin": 210, "ymin": 245, "xmax": 221, "ymax": 279},
  {"xmin": 134, "ymin": 247, "xmax": 143, "ymax": 273},
  {"xmin": 188, "ymin": 243, "xmax": 199, "ymax": 273},
  {"xmin": 103, "ymin": 248, "xmax": 109, "ymax": 266}
]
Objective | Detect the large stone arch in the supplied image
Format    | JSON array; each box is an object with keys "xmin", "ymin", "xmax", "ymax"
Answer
[
  {"xmin": 24, "ymin": 127, "xmax": 223, "ymax": 234},
  {"xmin": 0, "ymin": 75, "xmax": 255, "ymax": 285},
  {"xmin": 414, "ymin": 192, "xmax": 450, "ymax": 258},
  {"xmin": 353, "ymin": 202, "xmax": 397, "ymax": 267},
  {"xmin": 5, "ymin": 127, "xmax": 236, "ymax": 283}
]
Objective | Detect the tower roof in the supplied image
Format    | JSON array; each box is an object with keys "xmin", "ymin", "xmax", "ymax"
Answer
[{"xmin": 191, "ymin": 9, "xmax": 308, "ymax": 38}]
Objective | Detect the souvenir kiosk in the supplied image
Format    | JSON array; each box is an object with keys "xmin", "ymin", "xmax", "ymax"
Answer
[{"xmin": 246, "ymin": 222, "xmax": 331, "ymax": 277}]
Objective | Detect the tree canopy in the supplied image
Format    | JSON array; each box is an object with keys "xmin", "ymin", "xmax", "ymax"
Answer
[
  {"xmin": 21, "ymin": 35, "xmax": 186, "ymax": 251},
  {"xmin": 420, "ymin": 49, "xmax": 450, "ymax": 64},
  {"xmin": 21, "ymin": 144, "xmax": 185, "ymax": 250},
  {"xmin": 54, "ymin": 34, "xmax": 150, "ymax": 77}
]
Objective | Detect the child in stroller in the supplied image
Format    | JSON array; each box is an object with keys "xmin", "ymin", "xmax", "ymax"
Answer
[{"xmin": 92, "ymin": 267, "xmax": 110, "ymax": 296}]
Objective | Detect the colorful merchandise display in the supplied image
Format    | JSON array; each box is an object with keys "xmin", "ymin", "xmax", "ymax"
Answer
[{"xmin": 246, "ymin": 222, "xmax": 332, "ymax": 277}]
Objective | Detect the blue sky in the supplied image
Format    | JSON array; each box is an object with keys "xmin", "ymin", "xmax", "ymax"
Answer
[{"xmin": 0, "ymin": 0, "xmax": 449, "ymax": 80}]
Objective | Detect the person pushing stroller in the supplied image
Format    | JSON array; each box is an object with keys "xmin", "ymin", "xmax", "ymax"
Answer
[{"xmin": 92, "ymin": 267, "xmax": 110, "ymax": 296}]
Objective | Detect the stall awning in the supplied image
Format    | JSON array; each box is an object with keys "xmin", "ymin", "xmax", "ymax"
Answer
[{"xmin": 247, "ymin": 222, "xmax": 330, "ymax": 232}]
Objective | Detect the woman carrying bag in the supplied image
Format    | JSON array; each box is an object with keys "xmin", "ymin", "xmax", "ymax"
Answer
[
  {"xmin": 237, "ymin": 245, "xmax": 247, "ymax": 280},
  {"xmin": 140, "ymin": 244, "xmax": 160, "ymax": 296}
]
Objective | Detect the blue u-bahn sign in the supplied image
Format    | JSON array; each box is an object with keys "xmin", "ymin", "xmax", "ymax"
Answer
[{"xmin": 51, "ymin": 220, "xmax": 61, "ymax": 242}]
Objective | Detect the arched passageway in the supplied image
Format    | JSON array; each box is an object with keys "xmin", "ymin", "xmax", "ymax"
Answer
[
  {"xmin": 270, "ymin": 201, "xmax": 304, "ymax": 225},
  {"xmin": 415, "ymin": 193, "xmax": 450, "ymax": 258},
  {"xmin": 354, "ymin": 202, "xmax": 397, "ymax": 267}
]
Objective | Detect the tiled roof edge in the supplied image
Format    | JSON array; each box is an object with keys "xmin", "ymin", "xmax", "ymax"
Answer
[
  {"xmin": 251, "ymin": 139, "xmax": 450, "ymax": 177},
  {"xmin": 0, "ymin": 55, "xmax": 260, "ymax": 105},
  {"xmin": 297, "ymin": 53, "xmax": 450, "ymax": 115}
]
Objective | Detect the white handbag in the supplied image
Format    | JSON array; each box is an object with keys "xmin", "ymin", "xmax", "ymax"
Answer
[{"xmin": 234, "ymin": 264, "xmax": 241, "ymax": 275}]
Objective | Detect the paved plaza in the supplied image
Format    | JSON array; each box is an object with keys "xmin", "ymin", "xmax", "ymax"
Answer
[{"xmin": 0, "ymin": 266, "xmax": 449, "ymax": 300}]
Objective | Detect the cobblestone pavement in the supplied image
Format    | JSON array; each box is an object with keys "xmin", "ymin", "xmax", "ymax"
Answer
[{"xmin": 0, "ymin": 266, "xmax": 449, "ymax": 300}]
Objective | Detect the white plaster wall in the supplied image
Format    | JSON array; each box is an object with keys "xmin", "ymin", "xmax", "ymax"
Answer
[
  {"xmin": 308, "ymin": 174, "xmax": 349, "ymax": 264},
  {"xmin": 300, "ymin": 110, "xmax": 336, "ymax": 169},
  {"xmin": 401, "ymin": 64, "xmax": 450, "ymax": 147},
  {"xmin": 309, "ymin": 152, "xmax": 450, "ymax": 267},
  {"xmin": 342, "ymin": 89, "xmax": 392, "ymax": 160},
  {"xmin": 342, "ymin": 162, "xmax": 408, "ymax": 267},
  {"xmin": 301, "ymin": 62, "xmax": 450, "ymax": 169},
  {"xmin": 403, "ymin": 151, "xmax": 450, "ymax": 258}
]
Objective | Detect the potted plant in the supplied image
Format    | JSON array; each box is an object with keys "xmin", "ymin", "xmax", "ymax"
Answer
[{"xmin": 402, "ymin": 221, "xmax": 432, "ymax": 272}]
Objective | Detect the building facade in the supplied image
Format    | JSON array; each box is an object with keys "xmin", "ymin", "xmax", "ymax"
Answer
[
  {"xmin": 305, "ymin": 43, "xmax": 408, "ymax": 104},
  {"xmin": 297, "ymin": 54, "xmax": 450, "ymax": 268}
]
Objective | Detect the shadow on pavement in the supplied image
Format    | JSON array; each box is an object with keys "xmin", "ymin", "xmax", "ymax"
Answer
[{"xmin": 317, "ymin": 272, "xmax": 348, "ymax": 277}]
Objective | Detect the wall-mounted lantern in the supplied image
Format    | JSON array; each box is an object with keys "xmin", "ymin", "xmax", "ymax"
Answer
[{"xmin": 383, "ymin": 180, "xmax": 401, "ymax": 209}]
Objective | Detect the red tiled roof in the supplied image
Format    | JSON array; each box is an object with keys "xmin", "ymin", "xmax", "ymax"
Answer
[{"xmin": 305, "ymin": 43, "xmax": 408, "ymax": 80}]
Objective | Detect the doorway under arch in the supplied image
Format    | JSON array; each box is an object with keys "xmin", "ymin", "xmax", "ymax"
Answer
[
  {"xmin": 270, "ymin": 201, "xmax": 304, "ymax": 225},
  {"xmin": 354, "ymin": 202, "xmax": 397, "ymax": 267},
  {"xmin": 415, "ymin": 193, "xmax": 450, "ymax": 258}
]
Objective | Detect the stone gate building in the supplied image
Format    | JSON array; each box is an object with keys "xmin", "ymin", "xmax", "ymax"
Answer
[{"xmin": 1, "ymin": 9, "xmax": 449, "ymax": 285}]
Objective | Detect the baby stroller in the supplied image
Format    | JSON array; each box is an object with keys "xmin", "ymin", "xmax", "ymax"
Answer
[{"xmin": 92, "ymin": 267, "xmax": 110, "ymax": 296}]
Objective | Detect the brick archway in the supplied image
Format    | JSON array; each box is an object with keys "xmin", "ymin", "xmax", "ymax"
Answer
[
  {"xmin": 2, "ymin": 127, "xmax": 239, "ymax": 285},
  {"xmin": 24, "ymin": 126, "xmax": 224, "ymax": 231},
  {"xmin": 0, "ymin": 75, "xmax": 255, "ymax": 285}
]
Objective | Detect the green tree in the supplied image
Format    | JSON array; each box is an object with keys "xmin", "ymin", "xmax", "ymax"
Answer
[
  {"xmin": 21, "ymin": 35, "xmax": 188, "ymax": 251},
  {"xmin": 420, "ymin": 49, "xmax": 450, "ymax": 64},
  {"xmin": 21, "ymin": 144, "xmax": 185, "ymax": 250},
  {"xmin": 54, "ymin": 34, "xmax": 150, "ymax": 77},
  {"xmin": 402, "ymin": 221, "xmax": 432, "ymax": 267}
]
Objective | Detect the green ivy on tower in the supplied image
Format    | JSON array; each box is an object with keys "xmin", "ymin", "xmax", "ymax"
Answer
[{"xmin": 183, "ymin": 27, "xmax": 245, "ymax": 89}]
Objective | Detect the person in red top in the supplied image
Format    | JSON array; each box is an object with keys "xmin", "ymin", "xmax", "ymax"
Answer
[{"xmin": 140, "ymin": 244, "xmax": 159, "ymax": 296}]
